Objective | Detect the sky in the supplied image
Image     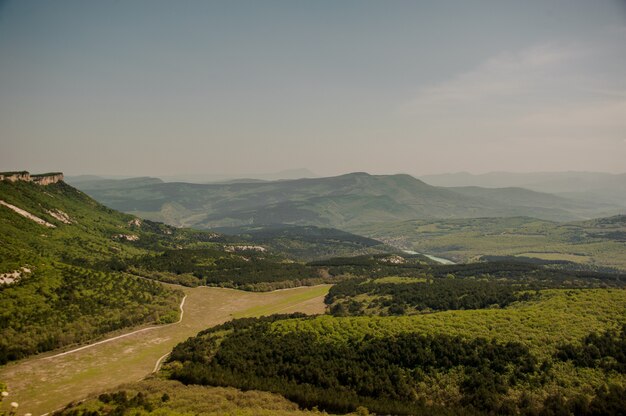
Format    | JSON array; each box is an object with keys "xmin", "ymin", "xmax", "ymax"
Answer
[{"xmin": 0, "ymin": 0, "xmax": 625, "ymax": 177}]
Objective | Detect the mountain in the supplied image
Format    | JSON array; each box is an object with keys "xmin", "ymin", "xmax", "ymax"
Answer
[
  {"xmin": 71, "ymin": 172, "xmax": 619, "ymax": 229},
  {"xmin": 421, "ymin": 171, "xmax": 626, "ymax": 207},
  {"xmin": 1, "ymin": 173, "xmax": 393, "ymax": 363},
  {"xmin": 158, "ymin": 168, "xmax": 319, "ymax": 183},
  {"xmin": 65, "ymin": 175, "xmax": 164, "ymax": 190},
  {"xmin": 446, "ymin": 186, "xmax": 617, "ymax": 218}
]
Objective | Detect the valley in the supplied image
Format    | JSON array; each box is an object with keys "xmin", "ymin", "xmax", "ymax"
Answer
[
  {"xmin": 1, "ymin": 174, "xmax": 625, "ymax": 416},
  {"xmin": 3, "ymin": 3, "xmax": 626, "ymax": 414},
  {"xmin": 353, "ymin": 216, "xmax": 626, "ymax": 270}
]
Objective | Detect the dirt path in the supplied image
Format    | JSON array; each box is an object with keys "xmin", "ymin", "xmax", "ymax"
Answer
[
  {"xmin": 43, "ymin": 296, "xmax": 188, "ymax": 360},
  {"xmin": 0, "ymin": 285, "xmax": 330, "ymax": 416}
]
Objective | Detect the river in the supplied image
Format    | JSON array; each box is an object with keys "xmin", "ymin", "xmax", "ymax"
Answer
[{"xmin": 402, "ymin": 250, "xmax": 456, "ymax": 265}]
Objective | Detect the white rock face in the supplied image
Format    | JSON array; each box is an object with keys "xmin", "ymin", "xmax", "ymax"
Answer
[
  {"xmin": 380, "ymin": 255, "xmax": 406, "ymax": 264},
  {"xmin": 128, "ymin": 218, "xmax": 142, "ymax": 227},
  {"xmin": 0, "ymin": 267, "xmax": 32, "ymax": 285},
  {"xmin": 224, "ymin": 245, "xmax": 267, "ymax": 253},
  {"xmin": 113, "ymin": 234, "xmax": 140, "ymax": 241},
  {"xmin": 47, "ymin": 209, "xmax": 73, "ymax": 224},
  {"xmin": 0, "ymin": 200, "xmax": 56, "ymax": 228},
  {"xmin": 32, "ymin": 173, "xmax": 64, "ymax": 185},
  {"xmin": 0, "ymin": 171, "xmax": 64, "ymax": 185},
  {"xmin": 0, "ymin": 172, "xmax": 31, "ymax": 182}
]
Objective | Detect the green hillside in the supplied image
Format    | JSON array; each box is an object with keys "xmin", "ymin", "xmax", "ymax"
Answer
[
  {"xmin": 0, "ymin": 179, "xmax": 188, "ymax": 364},
  {"xmin": 216, "ymin": 224, "xmax": 393, "ymax": 261},
  {"xmin": 166, "ymin": 288, "xmax": 626, "ymax": 415},
  {"xmin": 71, "ymin": 172, "xmax": 616, "ymax": 229}
]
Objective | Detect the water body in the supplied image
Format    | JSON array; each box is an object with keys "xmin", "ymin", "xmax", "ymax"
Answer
[{"xmin": 403, "ymin": 250, "xmax": 456, "ymax": 265}]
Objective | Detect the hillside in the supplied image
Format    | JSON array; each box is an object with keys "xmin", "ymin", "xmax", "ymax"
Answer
[
  {"xmin": 166, "ymin": 288, "xmax": 626, "ymax": 415},
  {"xmin": 0, "ymin": 177, "xmax": 188, "ymax": 364},
  {"xmin": 0, "ymin": 175, "xmax": 412, "ymax": 363},
  {"xmin": 215, "ymin": 224, "xmax": 393, "ymax": 261},
  {"xmin": 70, "ymin": 172, "xmax": 616, "ymax": 230}
]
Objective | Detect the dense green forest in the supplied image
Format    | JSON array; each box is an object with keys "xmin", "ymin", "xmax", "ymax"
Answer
[
  {"xmin": 556, "ymin": 324, "xmax": 626, "ymax": 373},
  {"xmin": 165, "ymin": 287, "xmax": 626, "ymax": 415},
  {"xmin": 324, "ymin": 262, "xmax": 626, "ymax": 316},
  {"xmin": 168, "ymin": 314, "xmax": 536, "ymax": 414},
  {"xmin": 126, "ymin": 248, "xmax": 323, "ymax": 290}
]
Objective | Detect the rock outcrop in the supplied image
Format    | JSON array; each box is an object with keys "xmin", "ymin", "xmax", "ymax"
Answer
[
  {"xmin": 0, "ymin": 171, "xmax": 31, "ymax": 182},
  {"xmin": 0, "ymin": 200, "xmax": 57, "ymax": 227},
  {"xmin": 32, "ymin": 173, "xmax": 64, "ymax": 185},
  {"xmin": 0, "ymin": 171, "xmax": 64, "ymax": 185}
]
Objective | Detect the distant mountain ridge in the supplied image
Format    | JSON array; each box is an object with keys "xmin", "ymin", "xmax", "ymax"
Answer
[
  {"xmin": 420, "ymin": 171, "xmax": 626, "ymax": 207},
  {"xmin": 160, "ymin": 168, "xmax": 318, "ymax": 183},
  {"xmin": 71, "ymin": 172, "xmax": 622, "ymax": 229}
]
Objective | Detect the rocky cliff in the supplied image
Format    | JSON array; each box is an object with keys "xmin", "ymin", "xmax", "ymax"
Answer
[{"xmin": 0, "ymin": 171, "xmax": 64, "ymax": 185}]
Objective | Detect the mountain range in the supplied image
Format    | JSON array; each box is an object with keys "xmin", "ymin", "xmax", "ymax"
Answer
[
  {"xmin": 67, "ymin": 168, "xmax": 318, "ymax": 185},
  {"xmin": 68, "ymin": 172, "xmax": 623, "ymax": 230}
]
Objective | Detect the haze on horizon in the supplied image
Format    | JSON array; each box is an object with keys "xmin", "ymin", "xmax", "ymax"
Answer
[{"xmin": 1, "ymin": 0, "xmax": 625, "ymax": 177}]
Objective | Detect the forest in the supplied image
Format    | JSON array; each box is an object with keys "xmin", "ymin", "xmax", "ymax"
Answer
[
  {"xmin": 326, "ymin": 278, "xmax": 529, "ymax": 316},
  {"xmin": 0, "ymin": 262, "xmax": 181, "ymax": 364},
  {"xmin": 126, "ymin": 248, "xmax": 322, "ymax": 288},
  {"xmin": 167, "ymin": 303, "xmax": 626, "ymax": 415},
  {"xmin": 325, "ymin": 263, "xmax": 626, "ymax": 316}
]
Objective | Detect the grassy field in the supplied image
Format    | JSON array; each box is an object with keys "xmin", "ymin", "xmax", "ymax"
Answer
[{"xmin": 0, "ymin": 284, "xmax": 330, "ymax": 416}]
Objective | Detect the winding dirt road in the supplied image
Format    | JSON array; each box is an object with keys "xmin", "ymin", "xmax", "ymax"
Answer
[
  {"xmin": 43, "ymin": 296, "xmax": 188, "ymax": 361},
  {"xmin": 0, "ymin": 285, "xmax": 329, "ymax": 416}
]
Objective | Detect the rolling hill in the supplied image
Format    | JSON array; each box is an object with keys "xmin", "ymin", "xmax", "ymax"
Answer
[
  {"xmin": 69, "ymin": 172, "xmax": 619, "ymax": 230},
  {"xmin": 0, "ymin": 175, "xmax": 189, "ymax": 363}
]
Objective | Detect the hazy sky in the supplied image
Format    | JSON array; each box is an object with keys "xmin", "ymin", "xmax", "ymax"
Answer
[{"xmin": 1, "ymin": 1, "xmax": 625, "ymax": 177}]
